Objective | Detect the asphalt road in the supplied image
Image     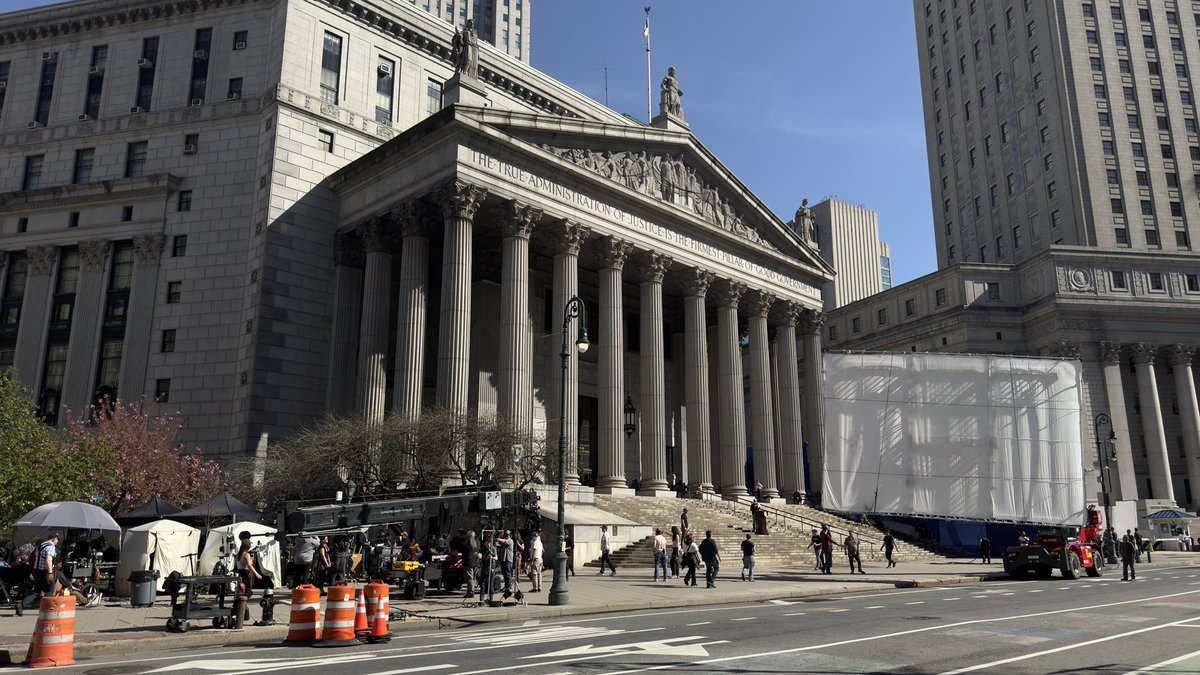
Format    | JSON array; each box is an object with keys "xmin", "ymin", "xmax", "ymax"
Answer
[{"xmin": 53, "ymin": 564, "xmax": 1200, "ymax": 675}]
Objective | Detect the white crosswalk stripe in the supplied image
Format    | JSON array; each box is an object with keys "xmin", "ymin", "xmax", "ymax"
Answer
[{"xmin": 449, "ymin": 625, "xmax": 660, "ymax": 647}]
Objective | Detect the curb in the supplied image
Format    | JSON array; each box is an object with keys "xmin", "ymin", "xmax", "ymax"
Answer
[{"xmin": 0, "ymin": 561, "xmax": 1182, "ymax": 663}]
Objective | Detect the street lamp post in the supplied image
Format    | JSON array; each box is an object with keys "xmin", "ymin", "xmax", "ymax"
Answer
[
  {"xmin": 1094, "ymin": 412, "xmax": 1119, "ymax": 564},
  {"xmin": 549, "ymin": 295, "xmax": 588, "ymax": 606}
]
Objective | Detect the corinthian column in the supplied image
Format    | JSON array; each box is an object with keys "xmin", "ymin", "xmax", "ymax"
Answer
[
  {"xmin": 800, "ymin": 309, "xmax": 827, "ymax": 503},
  {"xmin": 1130, "ymin": 343, "xmax": 1174, "ymax": 503},
  {"xmin": 713, "ymin": 280, "xmax": 748, "ymax": 498},
  {"xmin": 549, "ymin": 220, "xmax": 590, "ymax": 485},
  {"xmin": 637, "ymin": 251, "xmax": 673, "ymax": 494},
  {"xmin": 775, "ymin": 302, "xmax": 805, "ymax": 498},
  {"xmin": 497, "ymin": 201, "xmax": 541, "ymax": 441},
  {"xmin": 746, "ymin": 290, "xmax": 778, "ymax": 500},
  {"xmin": 1168, "ymin": 344, "xmax": 1200, "ymax": 507},
  {"xmin": 393, "ymin": 200, "xmax": 435, "ymax": 420},
  {"xmin": 435, "ymin": 180, "xmax": 487, "ymax": 416},
  {"xmin": 682, "ymin": 267, "xmax": 715, "ymax": 494},
  {"xmin": 356, "ymin": 215, "xmax": 395, "ymax": 424},
  {"xmin": 707, "ymin": 324, "xmax": 722, "ymax": 492},
  {"xmin": 118, "ymin": 236, "xmax": 164, "ymax": 399},
  {"xmin": 60, "ymin": 240, "xmax": 111, "ymax": 419},
  {"xmin": 1099, "ymin": 341, "xmax": 1137, "ymax": 501},
  {"xmin": 596, "ymin": 236, "xmax": 632, "ymax": 492},
  {"xmin": 326, "ymin": 232, "xmax": 364, "ymax": 415},
  {"xmin": 14, "ymin": 246, "xmax": 58, "ymax": 389}
]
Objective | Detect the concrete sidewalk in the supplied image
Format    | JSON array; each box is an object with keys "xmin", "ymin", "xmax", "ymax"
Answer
[{"xmin": 2, "ymin": 553, "xmax": 1195, "ymax": 664}]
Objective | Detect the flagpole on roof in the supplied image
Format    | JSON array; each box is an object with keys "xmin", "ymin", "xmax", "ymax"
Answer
[{"xmin": 644, "ymin": 6, "xmax": 651, "ymax": 124}]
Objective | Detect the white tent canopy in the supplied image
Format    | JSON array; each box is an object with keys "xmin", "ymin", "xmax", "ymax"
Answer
[
  {"xmin": 823, "ymin": 352, "xmax": 1085, "ymax": 526},
  {"xmin": 198, "ymin": 522, "xmax": 282, "ymax": 586},
  {"xmin": 115, "ymin": 520, "xmax": 201, "ymax": 595}
]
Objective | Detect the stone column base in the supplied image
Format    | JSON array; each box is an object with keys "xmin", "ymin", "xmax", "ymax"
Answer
[{"xmin": 595, "ymin": 486, "xmax": 636, "ymax": 496}]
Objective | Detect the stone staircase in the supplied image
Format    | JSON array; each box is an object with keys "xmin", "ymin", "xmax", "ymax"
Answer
[
  {"xmin": 588, "ymin": 495, "xmax": 956, "ymax": 569},
  {"xmin": 590, "ymin": 495, "xmax": 813, "ymax": 568}
]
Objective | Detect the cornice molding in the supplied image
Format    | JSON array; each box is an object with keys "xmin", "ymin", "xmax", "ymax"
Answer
[
  {"xmin": 0, "ymin": 174, "xmax": 183, "ymax": 213},
  {"xmin": 0, "ymin": 0, "xmax": 264, "ymax": 47}
]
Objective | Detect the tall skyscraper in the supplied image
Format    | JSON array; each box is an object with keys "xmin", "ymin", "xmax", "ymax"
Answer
[
  {"xmin": 915, "ymin": 0, "xmax": 1197, "ymax": 268},
  {"xmin": 408, "ymin": 0, "xmax": 531, "ymax": 62},
  {"xmin": 810, "ymin": 199, "xmax": 891, "ymax": 310}
]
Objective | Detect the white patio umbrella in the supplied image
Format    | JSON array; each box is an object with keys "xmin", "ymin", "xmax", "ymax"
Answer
[{"xmin": 11, "ymin": 501, "xmax": 122, "ymax": 546}]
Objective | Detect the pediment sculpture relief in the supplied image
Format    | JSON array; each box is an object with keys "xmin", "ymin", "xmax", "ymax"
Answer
[{"xmin": 538, "ymin": 144, "xmax": 776, "ymax": 251}]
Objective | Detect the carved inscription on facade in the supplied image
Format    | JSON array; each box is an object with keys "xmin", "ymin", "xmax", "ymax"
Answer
[{"xmin": 469, "ymin": 150, "xmax": 815, "ymax": 298}]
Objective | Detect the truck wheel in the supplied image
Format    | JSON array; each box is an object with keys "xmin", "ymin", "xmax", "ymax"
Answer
[
  {"xmin": 1086, "ymin": 556, "xmax": 1103, "ymax": 577},
  {"xmin": 1062, "ymin": 552, "xmax": 1082, "ymax": 579}
]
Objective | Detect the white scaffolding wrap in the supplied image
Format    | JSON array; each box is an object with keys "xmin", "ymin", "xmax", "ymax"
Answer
[{"xmin": 823, "ymin": 352, "xmax": 1085, "ymax": 525}]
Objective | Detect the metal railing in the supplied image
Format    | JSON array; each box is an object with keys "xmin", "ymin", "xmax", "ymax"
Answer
[{"xmin": 702, "ymin": 496, "xmax": 884, "ymax": 550}]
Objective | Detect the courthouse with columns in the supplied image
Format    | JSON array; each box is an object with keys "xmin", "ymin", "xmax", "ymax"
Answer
[{"xmin": 0, "ymin": 0, "xmax": 833, "ymax": 500}]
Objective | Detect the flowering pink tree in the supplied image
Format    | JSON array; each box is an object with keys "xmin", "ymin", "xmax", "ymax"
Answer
[{"xmin": 62, "ymin": 398, "xmax": 224, "ymax": 515}]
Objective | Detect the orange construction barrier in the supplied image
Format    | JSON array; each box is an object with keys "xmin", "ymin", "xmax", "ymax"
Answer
[
  {"xmin": 318, "ymin": 584, "xmax": 358, "ymax": 646},
  {"xmin": 284, "ymin": 585, "xmax": 322, "ymax": 644},
  {"xmin": 353, "ymin": 588, "xmax": 368, "ymax": 634},
  {"xmin": 24, "ymin": 595, "xmax": 75, "ymax": 668},
  {"xmin": 365, "ymin": 581, "xmax": 391, "ymax": 643}
]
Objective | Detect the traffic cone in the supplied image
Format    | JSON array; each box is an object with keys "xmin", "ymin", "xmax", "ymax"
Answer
[
  {"xmin": 317, "ymin": 584, "xmax": 359, "ymax": 646},
  {"xmin": 366, "ymin": 581, "xmax": 391, "ymax": 643},
  {"xmin": 353, "ymin": 588, "xmax": 368, "ymax": 635},
  {"xmin": 24, "ymin": 595, "xmax": 75, "ymax": 668},
  {"xmin": 283, "ymin": 585, "xmax": 322, "ymax": 645}
]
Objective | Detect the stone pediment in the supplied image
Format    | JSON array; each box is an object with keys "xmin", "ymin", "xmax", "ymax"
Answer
[{"xmin": 537, "ymin": 143, "xmax": 777, "ymax": 252}]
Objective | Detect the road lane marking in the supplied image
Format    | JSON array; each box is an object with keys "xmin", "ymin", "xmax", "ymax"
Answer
[
  {"xmin": 1027, "ymin": 590, "xmax": 1043, "ymax": 593},
  {"xmin": 905, "ymin": 601, "xmax": 924, "ymax": 605},
  {"xmin": 940, "ymin": 618, "xmax": 1200, "ymax": 674},
  {"xmin": 783, "ymin": 612, "xmax": 806, "ymax": 616},
  {"xmin": 1122, "ymin": 646, "xmax": 1200, "ymax": 675},
  {"xmin": 686, "ymin": 622, "xmax": 709, "ymax": 626},
  {"xmin": 608, "ymin": 588, "xmax": 1200, "ymax": 675},
  {"xmin": 829, "ymin": 608, "xmax": 849, "ymax": 613},
  {"xmin": 732, "ymin": 617, "xmax": 755, "ymax": 621},
  {"xmin": 866, "ymin": 605, "xmax": 886, "ymax": 609}
]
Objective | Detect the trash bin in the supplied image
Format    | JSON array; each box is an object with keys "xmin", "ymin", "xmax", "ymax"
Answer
[{"xmin": 128, "ymin": 570, "xmax": 160, "ymax": 608}]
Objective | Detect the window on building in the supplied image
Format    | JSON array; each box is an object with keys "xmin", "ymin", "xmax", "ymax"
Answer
[
  {"xmin": 1157, "ymin": 115, "xmax": 1169, "ymax": 130},
  {"xmin": 828, "ymin": 325, "xmax": 838, "ymax": 341},
  {"xmin": 1149, "ymin": 271, "xmax": 1165, "ymax": 290},
  {"xmin": 1099, "ymin": 111, "xmax": 1111, "ymax": 127},
  {"xmin": 1094, "ymin": 83, "xmax": 1106, "ymax": 99},
  {"xmin": 1115, "ymin": 227, "xmax": 1130, "ymax": 245},
  {"xmin": 233, "ymin": 30, "xmax": 248, "ymax": 49},
  {"xmin": 189, "ymin": 28, "xmax": 212, "ymax": 104},
  {"xmin": 1137, "ymin": 170, "xmax": 1148, "ymax": 186},
  {"xmin": 1128, "ymin": 114, "xmax": 1141, "ymax": 130},
  {"xmin": 318, "ymin": 129, "xmax": 334, "ymax": 153},
  {"xmin": 320, "ymin": 32, "xmax": 342, "ymax": 104},
  {"xmin": 83, "ymin": 45, "xmax": 107, "ymax": 120},
  {"xmin": 985, "ymin": 282, "xmax": 1001, "ymax": 299},
  {"xmin": 979, "ymin": 245, "xmax": 987, "ymax": 262},
  {"xmin": 1167, "ymin": 172, "xmax": 1179, "ymax": 187},
  {"xmin": 0, "ymin": 61, "xmax": 9, "ymax": 119},
  {"xmin": 1112, "ymin": 270, "xmax": 1128, "ymax": 289},
  {"xmin": 135, "ymin": 37, "xmax": 159, "ymax": 111},
  {"xmin": 1112, "ymin": 198, "xmax": 1124, "ymax": 213},
  {"xmin": 935, "ymin": 288, "xmax": 947, "ymax": 306},
  {"xmin": 1144, "ymin": 34, "xmax": 1156, "ymax": 49},
  {"xmin": 1103, "ymin": 140, "xmax": 1114, "ymax": 155},
  {"xmin": 172, "ymin": 235, "xmax": 187, "ymax": 257},
  {"xmin": 1177, "ymin": 231, "xmax": 1191, "ymax": 249},
  {"xmin": 121, "ymin": 206, "xmax": 133, "ymax": 222},
  {"xmin": 1047, "ymin": 182, "xmax": 1057, "ymax": 199},
  {"xmin": 1115, "ymin": 32, "xmax": 1127, "ymax": 47},
  {"xmin": 125, "ymin": 142, "xmax": 148, "ymax": 178},
  {"xmin": 70, "ymin": 149, "xmax": 94, "ymax": 184},
  {"xmin": 1184, "ymin": 91, "xmax": 1194, "ymax": 106},
  {"xmin": 375, "ymin": 56, "xmax": 395, "ymax": 124},
  {"xmin": 877, "ymin": 308, "xmax": 888, "ymax": 326},
  {"xmin": 1120, "ymin": 59, "xmax": 1131, "ymax": 74},
  {"xmin": 1177, "ymin": 64, "xmax": 1188, "ymax": 78},
  {"xmin": 22, "ymin": 156, "xmax": 44, "ymax": 191},
  {"xmin": 1051, "ymin": 210, "xmax": 1062, "ymax": 227},
  {"xmin": 1107, "ymin": 169, "xmax": 1119, "ymax": 184},
  {"xmin": 948, "ymin": 244, "xmax": 956, "ymax": 259},
  {"xmin": 905, "ymin": 298, "xmax": 915, "ymax": 316},
  {"xmin": 1132, "ymin": 143, "xmax": 1145, "ymax": 158},
  {"xmin": 154, "ymin": 378, "xmax": 171, "ymax": 403},
  {"xmin": 1172, "ymin": 37, "xmax": 1183, "ymax": 52},
  {"xmin": 1087, "ymin": 30, "xmax": 1098, "ymax": 45},
  {"xmin": 1146, "ymin": 229, "xmax": 1160, "ymax": 246},
  {"xmin": 1149, "ymin": 61, "xmax": 1161, "ymax": 76},
  {"xmin": 1185, "ymin": 273, "xmax": 1199, "ymax": 291},
  {"xmin": 166, "ymin": 281, "xmax": 181, "ymax": 304},
  {"xmin": 1012, "ymin": 226, "xmax": 1021, "ymax": 249},
  {"xmin": 1000, "ymin": 122, "xmax": 1009, "ymax": 143},
  {"xmin": 1171, "ymin": 201, "xmax": 1183, "ymax": 217},
  {"xmin": 226, "ymin": 77, "xmax": 242, "ymax": 100},
  {"xmin": 426, "ymin": 78, "xmax": 442, "ymax": 114},
  {"xmin": 1162, "ymin": 144, "xmax": 1174, "ymax": 158},
  {"xmin": 161, "ymin": 329, "xmax": 176, "ymax": 353},
  {"xmin": 1141, "ymin": 200, "xmax": 1154, "ymax": 216},
  {"xmin": 851, "ymin": 317, "xmax": 862, "ymax": 334}
]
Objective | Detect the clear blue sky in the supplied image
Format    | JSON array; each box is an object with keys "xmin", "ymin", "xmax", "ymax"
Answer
[{"xmin": 4, "ymin": 0, "xmax": 936, "ymax": 283}]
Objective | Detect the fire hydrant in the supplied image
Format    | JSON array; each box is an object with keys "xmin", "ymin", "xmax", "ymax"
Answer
[{"xmin": 255, "ymin": 588, "xmax": 277, "ymax": 626}]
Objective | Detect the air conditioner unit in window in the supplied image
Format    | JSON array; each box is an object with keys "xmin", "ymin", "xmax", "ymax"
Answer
[
  {"xmin": 183, "ymin": 144, "xmax": 198, "ymax": 155},
  {"xmin": 88, "ymin": 66, "xmax": 104, "ymax": 76},
  {"xmin": 137, "ymin": 58, "xmax": 153, "ymax": 69},
  {"xmin": 27, "ymin": 121, "xmax": 43, "ymax": 129},
  {"xmin": 0, "ymin": 79, "xmax": 8, "ymax": 91},
  {"xmin": 226, "ymin": 93, "xmax": 240, "ymax": 101},
  {"xmin": 190, "ymin": 98, "xmax": 204, "ymax": 107},
  {"xmin": 193, "ymin": 49, "xmax": 208, "ymax": 61},
  {"xmin": 234, "ymin": 41, "xmax": 247, "ymax": 51},
  {"xmin": 130, "ymin": 106, "xmax": 143, "ymax": 114},
  {"xmin": 41, "ymin": 51, "xmax": 58, "ymax": 62},
  {"xmin": 378, "ymin": 62, "xmax": 392, "ymax": 76},
  {"xmin": 77, "ymin": 113, "xmax": 91, "ymax": 122}
]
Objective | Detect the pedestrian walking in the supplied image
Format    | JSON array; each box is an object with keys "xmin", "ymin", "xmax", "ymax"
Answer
[
  {"xmin": 682, "ymin": 533, "xmax": 699, "ymax": 586},
  {"xmin": 979, "ymin": 535, "xmax": 991, "ymax": 564},
  {"xmin": 528, "ymin": 532, "xmax": 544, "ymax": 592},
  {"xmin": 235, "ymin": 530, "xmax": 264, "ymax": 601},
  {"xmin": 480, "ymin": 535, "xmax": 497, "ymax": 604},
  {"xmin": 513, "ymin": 530, "xmax": 526, "ymax": 578},
  {"xmin": 844, "ymin": 532, "xmax": 864, "ymax": 574},
  {"xmin": 653, "ymin": 528, "xmax": 669, "ymax": 581},
  {"xmin": 288, "ymin": 534, "xmax": 319, "ymax": 588},
  {"xmin": 564, "ymin": 531, "xmax": 575, "ymax": 577},
  {"xmin": 669, "ymin": 526, "xmax": 681, "ymax": 578},
  {"xmin": 819, "ymin": 525, "xmax": 836, "ymax": 574},
  {"xmin": 32, "ymin": 533, "xmax": 59, "ymax": 599},
  {"xmin": 699, "ymin": 530, "xmax": 720, "ymax": 587},
  {"xmin": 462, "ymin": 530, "xmax": 479, "ymax": 597},
  {"xmin": 741, "ymin": 534, "xmax": 756, "ymax": 581},
  {"xmin": 680, "ymin": 508, "xmax": 689, "ymax": 535},
  {"xmin": 1133, "ymin": 528, "xmax": 1143, "ymax": 563},
  {"xmin": 598, "ymin": 524, "xmax": 617, "ymax": 575},
  {"xmin": 882, "ymin": 530, "xmax": 896, "ymax": 568},
  {"xmin": 1145, "ymin": 534, "xmax": 1154, "ymax": 563},
  {"xmin": 314, "ymin": 536, "xmax": 332, "ymax": 589},
  {"xmin": 1120, "ymin": 533, "xmax": 1137, "ymax": 581},
  {"xmin": 809, "ymin": 528, "xmax": 822, "ymax": 570}
]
